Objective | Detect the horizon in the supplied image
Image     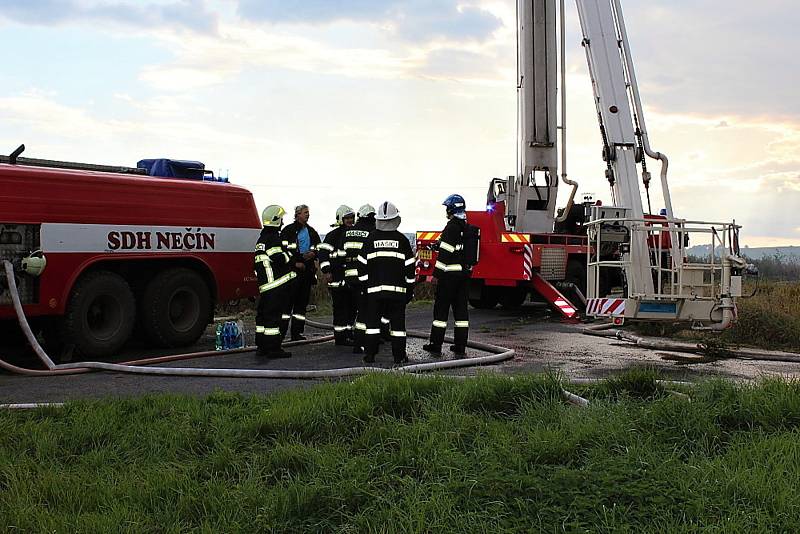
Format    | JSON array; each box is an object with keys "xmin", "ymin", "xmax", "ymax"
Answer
[{"xmin": 1, "ymin": 1, "xmax": 798, "ymax": 247}]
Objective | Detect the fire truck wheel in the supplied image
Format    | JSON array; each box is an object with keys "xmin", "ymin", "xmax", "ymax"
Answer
[
  {"xmin": 62, "ymin": 270, "xmax": 136, "ymax": 358},
  {"xmin": 0, "ymin": 319, "xmax": 27, "ymax": 347},
  {"xmin": 497, "ymin": 288, "xmax": 527, "ymax": 310},
  {"xmin": 140, "ymin": 268, "xmax": 211, "ymax": 348},
  {"xmin": 469, "ymin": 287, "xmax": 499, "ymax": 309}
]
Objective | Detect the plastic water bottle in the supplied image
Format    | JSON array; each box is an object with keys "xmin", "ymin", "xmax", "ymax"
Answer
[
  {"xmin": 215, "ymin": 323, "xmax": 223, "ymax": 351},
  {"xmin": 224, "ymin": 322, "xmax": 231, "ymax": 349},
  {"xmin": 236, "ymin": 320, "xmax": 246, "ymax": 348},
  {"xmin": 230, "ymin": 321, "xmax": 239, "ymax": 349}
]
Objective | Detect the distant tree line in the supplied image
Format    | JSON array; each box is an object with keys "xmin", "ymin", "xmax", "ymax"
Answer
[
  {"xmin": 743, "ymin": 252, "xmax": 800, "ymax": 281},
  {"xmin": 685, "ymin": 252, "xmax": 799, "ymax": 281}
]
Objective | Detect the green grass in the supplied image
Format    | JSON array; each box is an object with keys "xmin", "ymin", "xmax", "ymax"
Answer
[
  {"xmin": 3, "ymin": 371, "xmax": 800, "ymax": 532},
  {"xmin": 720, "ymin": 281, "xmax": 800, "ymax": 350}
]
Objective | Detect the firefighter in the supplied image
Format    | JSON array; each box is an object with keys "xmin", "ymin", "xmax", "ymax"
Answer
[
  {"xmin": 358, "ymin": 201, "xmax": 415, "ymax": 365},
  {"xmin": 254, "ymin": 205, "xmax": 297, "ymax": 358},
  {"xmin": 422, "ymin": 194, "xmax": 472, "ymax": 357},
  {"xmin": 317, "ymin": 205, "xmax": 357, "ymax": 345},
  {"xmin": 279, "ymin": 204, "xmax": 321, "ymax": 341},
  {"xmin": 341, "ymin": 204, "xmax": 376, "ymax": 354}
]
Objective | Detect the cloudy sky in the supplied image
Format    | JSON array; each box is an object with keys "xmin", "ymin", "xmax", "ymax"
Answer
[{"xmin": 1, "ymin": 0, "xmax": 798, "ymax": 246}]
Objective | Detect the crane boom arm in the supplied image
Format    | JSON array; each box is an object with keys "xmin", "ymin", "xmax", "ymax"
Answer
[{"xmin": 575, "ymin": 0, "xmax": 654, "ymax": 294}]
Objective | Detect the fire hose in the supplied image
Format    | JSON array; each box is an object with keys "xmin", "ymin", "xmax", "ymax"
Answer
[
  {"xmin": 1, "ymin": 260, "xmax": 592, "ymax": 407},
  {"xmin": 582, "ymin": 322, "xmax": 800, "ymax": 364},
  {"xmin": 1, "ymin": 260, "xmax": 518, "ymax": 379}
]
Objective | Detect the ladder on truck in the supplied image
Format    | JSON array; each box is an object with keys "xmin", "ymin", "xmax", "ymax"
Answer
[{"xmin": 574, "ymin": 0, "xmax": 745, "ymax": 329}]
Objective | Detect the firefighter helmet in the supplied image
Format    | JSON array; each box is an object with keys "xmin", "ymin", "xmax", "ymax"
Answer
[
  {"xmin": 357, "ymin": 204, "xmax": 376, "ymax": 219},
  {"xmin": 261, "ymin": 205, "xmax": 286, "ymax": 227},
  {"xmin": 442, "ymin": 194, "xmax": 466, "ymax": 215},
  {"xmin": 375, "ymin": 201, "xmax": 401, "ymax": 231},
  {"xmin": 376, "ymin": 201, "xmax": 399, "ymax": 221},
  {"xmin": 335, "ymin": 205, "xmax": 355, "ymax": 226}
]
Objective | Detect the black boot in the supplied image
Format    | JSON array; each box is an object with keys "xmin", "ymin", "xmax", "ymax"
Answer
[
  {"xmin": 422, "ymin": 343, "xmax": 442, "ymax": 356},
  {"xmin": 449, "ymin": 345, "xmax": 466, "ymax": 357}
]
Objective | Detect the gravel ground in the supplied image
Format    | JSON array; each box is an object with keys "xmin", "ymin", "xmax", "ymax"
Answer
[{"xmin": 2, "ymin": 304, "xmax": 799, "ymax": 403}]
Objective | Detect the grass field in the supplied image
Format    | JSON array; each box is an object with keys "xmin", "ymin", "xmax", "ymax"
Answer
[
  {"xmin": 720, "ymin": 281, "xmax": 800, "ymax": 350},
  {"xmin": 3, "ymin": 371, "xmax": 800, "ymax": 532},
  {"xmin": 635, "ymin": 281, "xmax": 800, "ymax": 353}
]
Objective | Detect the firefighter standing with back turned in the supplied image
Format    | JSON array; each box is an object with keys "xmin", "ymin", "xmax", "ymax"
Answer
[
  {"xmin": 317, "ymin": 205, "xmax": 357, "ymax": 345},
  {"xmin": 423, "ymin": 194, "xmax": 473, "ymax": 357},
  {"xmin": 341, "ymin": 204, "xmax": 375, "ymax": 354},
  {"xmin": 358, "ymin": 201, "xmax": 415, "ymax": 365},
  {"xmin": 340, "ymin": 204, "xmax": 376, "ymax": 354},
  {"xmin": 254, "ymin": 205, "xmax": 296, "ymax": 358}
]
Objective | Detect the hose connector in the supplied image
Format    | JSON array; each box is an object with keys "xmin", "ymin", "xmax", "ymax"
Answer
[{"xmin": 21, "ymin": 250, "xmax": 47, "ymax": 277}]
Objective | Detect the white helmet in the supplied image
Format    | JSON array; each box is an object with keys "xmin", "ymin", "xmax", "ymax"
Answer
[
  {"xmin": 376, "ymin": 201, "xmax": 399, "ymax": 221},
  {"xmin": 357, "ymin": 204, "xmax": 376, "ymax": 219},
  {"xmin": 335, "ymin": 205, "xmax": 355, "ymax": 226}
]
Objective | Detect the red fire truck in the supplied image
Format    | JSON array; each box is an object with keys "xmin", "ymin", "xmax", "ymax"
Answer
[
  {"xmin": 416, "ymin": 190, "xmax": 590, "ymax": 318},
  {"xmin": 0, "ymin": 148, "xmax": 261, "ymax": 359},
  {"xmin": 417, "ymin": 0, "xmax": 744, "ymax": 330}
]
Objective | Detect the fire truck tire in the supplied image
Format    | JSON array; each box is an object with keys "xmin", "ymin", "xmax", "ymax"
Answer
[
  {"xmin": 0, "ymin": 319, "xmax": 27, "ymax": 347},
  {"xmin": 62, "ymin": 270, "xmax": 136, "ymax": 358},
  {"xmin": 140, "ymin": 268, "xmax": 211, "ymax": 348},
  {"xmin": 469, "ymin": 287, "xmax": 499, "ymax": 309},
  {"xmin": 497, "ymin": 288, "xmax": 527, "ymax": 310}
]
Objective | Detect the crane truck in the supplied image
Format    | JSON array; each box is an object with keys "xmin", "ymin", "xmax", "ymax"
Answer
[{"xmin": 416, "ymin": 0, "xmax": 746, "ymax": 330}]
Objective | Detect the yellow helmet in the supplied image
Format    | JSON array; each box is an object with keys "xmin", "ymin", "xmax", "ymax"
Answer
[
  {"xmin": 335, "ymin": 205, "xmax": 355, "ymax": 226},
  {"xmin": 261, "ymin": 205, "xmax": 286, "ymax": 227}
]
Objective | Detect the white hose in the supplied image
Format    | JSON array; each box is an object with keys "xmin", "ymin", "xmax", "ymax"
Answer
[
  {"xmin": 4, "ymin": 261, "xmax": 57, "ymax": 370},
  {"xmin": 0, "ymin": 403, "xmax": 65, "ymax": 409},
  {"xmin": 562, "ymin": 389, "xmax": 589, "ymax": 407},
  {"xmin": 2, "ymin": 261, "xmax": 514, "ymax": 379},
  {"xmin": 582, "ymin": 326, "xmax": 800, "ymax": 364},
  {"xmin": 585, "ymin": 321, "xmax": 616, "ymax": 331}
]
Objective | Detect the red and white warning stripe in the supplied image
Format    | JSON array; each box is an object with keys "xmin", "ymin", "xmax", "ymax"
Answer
[
  {"xmin": 523, "ymin": 244, "xmax": 533, "ymax": 280},
  {"xmin": 553, "ymin": 297, "xmax": 577, "ymax": 317},
  {"xmin": 586, "ymin": 298, "xmax": 626, "ymax": 316}
]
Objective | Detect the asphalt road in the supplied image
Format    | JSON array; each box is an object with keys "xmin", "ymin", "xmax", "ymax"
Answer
[{"xmin": 2, "ymin": 304, "xmax": 799, "ymax": 404}]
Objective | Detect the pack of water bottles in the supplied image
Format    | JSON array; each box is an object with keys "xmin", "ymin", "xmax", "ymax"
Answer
[{"xmin": 215, "ymin": 320, "xmax": 246, "ymax": 350}]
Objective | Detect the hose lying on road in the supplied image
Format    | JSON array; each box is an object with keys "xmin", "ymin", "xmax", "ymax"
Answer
[
  {"xmin": 582, "ymin": 323, "xmax": 800, "ymax": 364},
  {"xmin": 1, "ymin": 260, "xmax": 514, "ymax": 380},
  {"xmin": 0, "ymin": 403, "xmax": 65, "ymax": 409},
  {"xmin": 2, "ymin": 260, "xmax": 591, "ymax": 406}
]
